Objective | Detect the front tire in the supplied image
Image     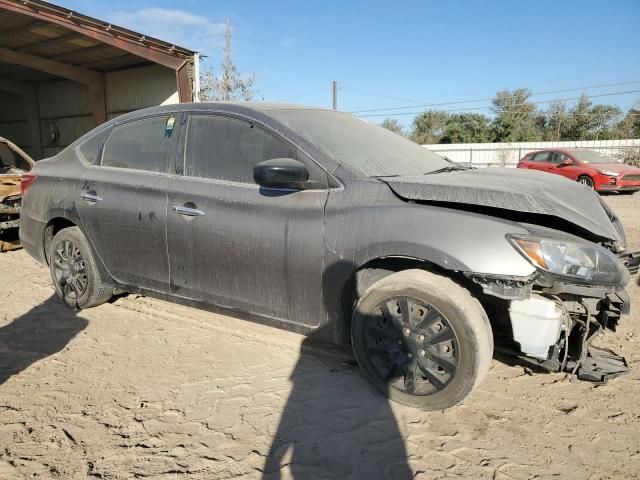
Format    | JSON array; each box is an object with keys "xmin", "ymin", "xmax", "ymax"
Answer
[
  {"xmin": 578, "ymin": 175, "xmax": 594, "ymax": 189},
  {"xmin": 49, "ymin": 226, "xmax": 113, "ymax": 309},
  {"xmin": 351, "ymin": 269, "xmax": 493, "ymax": 410}
]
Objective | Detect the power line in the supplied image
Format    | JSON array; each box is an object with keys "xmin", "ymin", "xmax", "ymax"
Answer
[
  {"xmin": 356, "ymin": 89, "xmax": 640, "ymax": 118},
  {"xmin": 348, "ymin": 80, "xmax": 640, "ymax": 115},
  {"xmin": 339, "ymin": 87, "xmax": 428, "ymax": 105},
  {"xmin": 277, "ymin": 88, "xmax": 331, "ymax": 102}
]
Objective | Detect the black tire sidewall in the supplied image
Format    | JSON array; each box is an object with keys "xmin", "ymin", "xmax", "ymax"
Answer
[
  {"xmin": 352, "ymin": 278, "xmax": 488, "ymax": 410},
  {"xmin": 578, "ymin": 176, "xmax": 594, "ymax": 189},
  {"xmin": 49, "ymin": 227, "xmax": 101, "ymax": 309}
]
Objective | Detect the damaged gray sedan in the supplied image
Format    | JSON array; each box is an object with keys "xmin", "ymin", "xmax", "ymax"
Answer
[{"xmin": 20, "ymin": 103, "xmax": 639, "ymax": 410}]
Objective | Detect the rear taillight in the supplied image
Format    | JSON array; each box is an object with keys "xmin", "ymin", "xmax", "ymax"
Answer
[{"xmin": 20, "ymin": 173, "xmax": 37, "ymax": 196}]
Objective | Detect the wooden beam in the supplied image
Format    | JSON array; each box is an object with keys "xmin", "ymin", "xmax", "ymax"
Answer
[
  {"xmin": 0, "ymin": 0, "xmax": 187, "ymax": 70},
  {"xmin": 176, "ymin": 60, "xmax": 193, "ymax": 103},
  {"xmin": 0, "ymin": 19, "xmax": 46, "ymax": 36},
  {"xmin": 50, "ymin": 43, "xmax": 114, "ymax": 63},
  {"xmin": 17, "ymin": 32, "xmax": 89, "ymax": 53},
  {"xmin": 0, "ymin": 46, "xmax": 101, "ymax": 85},
  {"xmin": 88, "ymin": 76, "xmax": 106, "ymax": 126}
]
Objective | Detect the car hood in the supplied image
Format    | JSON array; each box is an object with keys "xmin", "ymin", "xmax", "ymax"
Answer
[
  {"xmin": 584, "ymin": 162, "xmax": 640, "ymax": 174},
  {"xmin": 382, "ymin": 168, "xmax": 624, "ymax": 244}
]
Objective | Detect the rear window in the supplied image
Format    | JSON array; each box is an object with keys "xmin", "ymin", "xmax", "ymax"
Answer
[
  {"xmin": 532, "ymin": 152, "xmax": 550, "ymax": 162},
  {"xmin": 102, "ymin": 116, "xmax": 175, "ymax": 173},
  {"xmin": 78, "ymin": 128, "xmax": 109, "ymax": 165}
]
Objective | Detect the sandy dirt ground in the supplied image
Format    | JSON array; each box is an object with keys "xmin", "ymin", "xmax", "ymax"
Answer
[{"xmin": 1, "ymin": 194, "xmax": 639, "ymax": 480}]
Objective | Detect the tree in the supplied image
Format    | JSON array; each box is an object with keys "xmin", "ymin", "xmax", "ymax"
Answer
[
  {"xmin": 410, "ymin": 110, "xmax": 448, "ymax": 144},
  {"xmin": 380, "ymin": 118, "xmax": 405, "ymax": 135},
  {"xmin": 542, "ymin": 101, "xmax": 569, "ymax": 141},
  {"xmin": 490, "ymin": 88, "xmax": 541, "ymax": 142},
  {"xmin": 199, "ymin": 20, "xmax": 257, "ymax": 102},
  {"xmin": 615, "ymin": 108, "xmax": 640, "ymax": 138},
  {"xmin": 589, "ymin": 104, "xmax": 621, "ymax": 140},
  {"xmin": 199, "ymin": 63, "xmax": 257, "ymax": 101},
  {"xmin": 440, "ymin": 113, "xmax": 491, "ymax": 143},
  {"xmin": 563, "ymin": 94, "xmax": 593, "ymax": 140}
]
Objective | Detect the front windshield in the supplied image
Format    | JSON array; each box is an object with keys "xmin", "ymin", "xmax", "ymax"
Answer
[
  {"xmin": 269, "ymin": 109, "xmax": 452, "ymax": 177},
  {"xmin": 572, "ymin": 149, "xmax": 620, "ymax": 164}
]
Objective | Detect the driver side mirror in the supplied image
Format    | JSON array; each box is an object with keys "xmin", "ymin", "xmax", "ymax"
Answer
[
  {"xmin": 560, "ymin": 159, "xmax": 573, "ymax": 167},
  {"xmin": 254, "ymin": 158, "xmax": 309, "ymax": 189}
]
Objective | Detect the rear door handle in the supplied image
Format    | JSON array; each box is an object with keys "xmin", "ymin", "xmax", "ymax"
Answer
[
  {"xmin": 171, "ymin": 205, "xmax": 205, "ymax": 217},
  {"xmin": 80, "ymin": 192, "xmax": 102, "ymax": 203}
]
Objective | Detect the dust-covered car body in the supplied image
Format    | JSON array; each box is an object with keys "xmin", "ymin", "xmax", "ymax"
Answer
[
  {"xmin": 19, "ymin": 103, "xmax": 639, "ymax": 406},
  {"xmin": 0, "ymin": 137, "xmax": 34, "ymax": 251}
]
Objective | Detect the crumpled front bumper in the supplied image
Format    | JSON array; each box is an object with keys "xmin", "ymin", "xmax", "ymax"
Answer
[{"xmin": 619, "ymin": 251, "xmax": 640, "ymax": 275}]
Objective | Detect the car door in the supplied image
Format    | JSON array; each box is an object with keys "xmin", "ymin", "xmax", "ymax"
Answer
[
  {"xmin": 548, "ymin": 151, "xmax": 580, "ymax": 181},
  {"xmin": 526, "ymin": 151, "xmax": 553, "ymax": 172},
  {"xmin": 75, "ymin": 114, "xmax": 179, "ymax": 293},
  {"xmin": 166, "ymin": 113, "xmax": 329, "ymax": 326}
]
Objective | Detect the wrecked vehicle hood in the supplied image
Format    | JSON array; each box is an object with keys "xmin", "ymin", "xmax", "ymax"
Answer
[
  {"xmin": 382, "ymin": 168, "xmax": 624, "ymax": 244},
  {"xmin": 0, "ymin": 175, "xmax": 22, "ymax": 202}
]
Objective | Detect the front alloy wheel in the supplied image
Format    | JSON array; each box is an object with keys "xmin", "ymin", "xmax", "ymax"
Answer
[
  {"xmin": 352, "ymin": 269, "xmax": 493, "ymax": 410},
  {"xmin": 364, "ymin": 296, "xmax": 459, "ymax": 396}
]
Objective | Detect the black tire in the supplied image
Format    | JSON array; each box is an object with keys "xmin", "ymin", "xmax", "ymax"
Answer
[
  {"xmin": 578, "ymin": 175, "xmax": 594, "ymax": 189},
  {"xmin": 351, "ymin": 269, "xmax": 493, "ymax": 410},
  {"xmin": 49, "ymin": 226, "xmax": 113, "ymax": 309}
]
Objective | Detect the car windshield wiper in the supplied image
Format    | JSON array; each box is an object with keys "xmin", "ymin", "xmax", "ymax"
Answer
[{"xmin": 425, "ymin": 166, "xmax": 468, "ymax": 175}]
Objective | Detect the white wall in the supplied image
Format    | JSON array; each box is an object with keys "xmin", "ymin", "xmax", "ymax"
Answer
[{"xmin": 423, "ymin": 139, "xmax": 640, "ymax": 167}]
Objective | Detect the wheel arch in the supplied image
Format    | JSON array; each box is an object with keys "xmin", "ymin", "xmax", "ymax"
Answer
[
  {"xmin": 328, "ymin": 253, "xmax": 474, "ymax": 346},
  {"xmin": 43, "ymin": 216, "xmax": 78, "ymax": 264}
]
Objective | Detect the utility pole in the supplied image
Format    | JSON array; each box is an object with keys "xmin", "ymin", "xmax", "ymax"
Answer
[
  {"xmin": 223, "ymin": 19, "xmax": 231, "ymax": 101},
  {"xmin": 332, "ymin": 80, "xmax": 337, "ymax": 110}
]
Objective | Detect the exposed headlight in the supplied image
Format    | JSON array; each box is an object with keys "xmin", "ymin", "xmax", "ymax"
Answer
[
  {"xmin": 509, "ymin": 236, "xmax": 625, "ymax": 284},
  {"xmin": 597, "ymin": 170, "xmax": 620, "ymax": 177}
]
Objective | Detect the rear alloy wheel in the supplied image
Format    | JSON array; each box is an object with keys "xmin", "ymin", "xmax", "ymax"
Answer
[
  {"xmin": 49, "ymin": 227, "xmax": 113, "ymax": 309},
  {"xmin": 578, "ymin": 175, "xmax": 594, "ymax": 189},
  {"xmin": 352, "ymin": 269, "xmax": 493, "ymax": 410}
]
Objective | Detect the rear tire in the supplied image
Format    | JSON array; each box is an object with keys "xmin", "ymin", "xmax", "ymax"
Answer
[
  {"xmin": 49, "ymin": 226, "xmax": 112, "ymax": 309},
  {"xmin": 351, "ymin": 269, "xmax": 493, "ymax": 410},
  {"xmin": 578, "ymin": 175, "xmax": 594, "ymax": 189}
]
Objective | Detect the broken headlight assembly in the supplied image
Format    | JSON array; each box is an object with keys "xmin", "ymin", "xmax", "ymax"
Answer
[{"xmin": 508, "ymin": 235, "xmax": 626, "ymax": 285}]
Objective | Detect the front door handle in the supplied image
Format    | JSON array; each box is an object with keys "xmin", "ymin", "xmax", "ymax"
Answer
[
  {"xmin": 171, "ymin": 205, "xmax": 205, "ymax": 217},
  {"xmin": 81, "ymin": 191, "xmax": 102, "ymax": 203}
]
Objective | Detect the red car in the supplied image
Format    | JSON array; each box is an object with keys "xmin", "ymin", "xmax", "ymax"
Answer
[{"xmin": 517, "ymin": 148, "xmax": 640, "ymax": 193}]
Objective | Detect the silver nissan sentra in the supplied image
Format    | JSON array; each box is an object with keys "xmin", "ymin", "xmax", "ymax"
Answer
[{"xmin": 19, "ymin": 102, "xmax": 639, "ymax": 409}]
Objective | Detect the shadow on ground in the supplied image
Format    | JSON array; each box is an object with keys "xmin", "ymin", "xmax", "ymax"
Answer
[
  {"xmin": 262, "ymin": 260, "xmax": 413, "ymax": 479},
  {"xmin": 0, "ymin": 295, "xmax": 87, "ymax": 385}
]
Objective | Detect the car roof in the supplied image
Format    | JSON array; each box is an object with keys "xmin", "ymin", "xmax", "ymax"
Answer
[{"xmin": 100, "ymin": 102, "xmax": 339, "ymax": 130}]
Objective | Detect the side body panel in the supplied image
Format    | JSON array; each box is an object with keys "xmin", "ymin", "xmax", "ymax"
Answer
[
  {"xmin": 318, "ymin": 177, "xmax": 536, "ymax": 344},
  {"xmin": 76, "ymin": 166, "xmax": 171, "ymax": 293},
  {"xmin": 166, "ymin": 177, "xmax": 327, "ymax": 327}
]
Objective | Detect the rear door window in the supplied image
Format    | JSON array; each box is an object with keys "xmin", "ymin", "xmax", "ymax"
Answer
[
  {"xmin": 184, "ymin": 115, "xmax": 296, "ymax": 183},
  {"xmin": 532, "ymin": 151, "xmax": 551, "ymax": 162},
  {"xmin": 551, "ymin": 152, "xmax": 569, "ymax": 164},
  {"xmin": 102, "ymin": 116, "xmax": 175, "ymax": 173}
]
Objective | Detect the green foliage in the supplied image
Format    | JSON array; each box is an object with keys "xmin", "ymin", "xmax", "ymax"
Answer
[
  {"xmin": 410, "ymin": 110, "xmax": 448, "ymax": 144},
  {"xmin": 407, "ymin": 90, "xmax": 639, "ymax": 144},
  {"xmin": 615, "ymin": 109, "xmax": 640, "ymax": 139},
  {"xmin": 490, "ymin": 89, "xmax": 541, "ymax": 142},
  {"xmin": 200, "ymin": 63, "xmax": 257, "ymax": 102},
  {"xmin": 380, "ymin": 118, "xmax": 405, "ymax": 135},
  {"xmin": 440, "ymin": 113, "xmax": 491, "ymax": 143},
  {"xmin": 616, "ymin": 147, "xmax": 640, "ymax": 167}
]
